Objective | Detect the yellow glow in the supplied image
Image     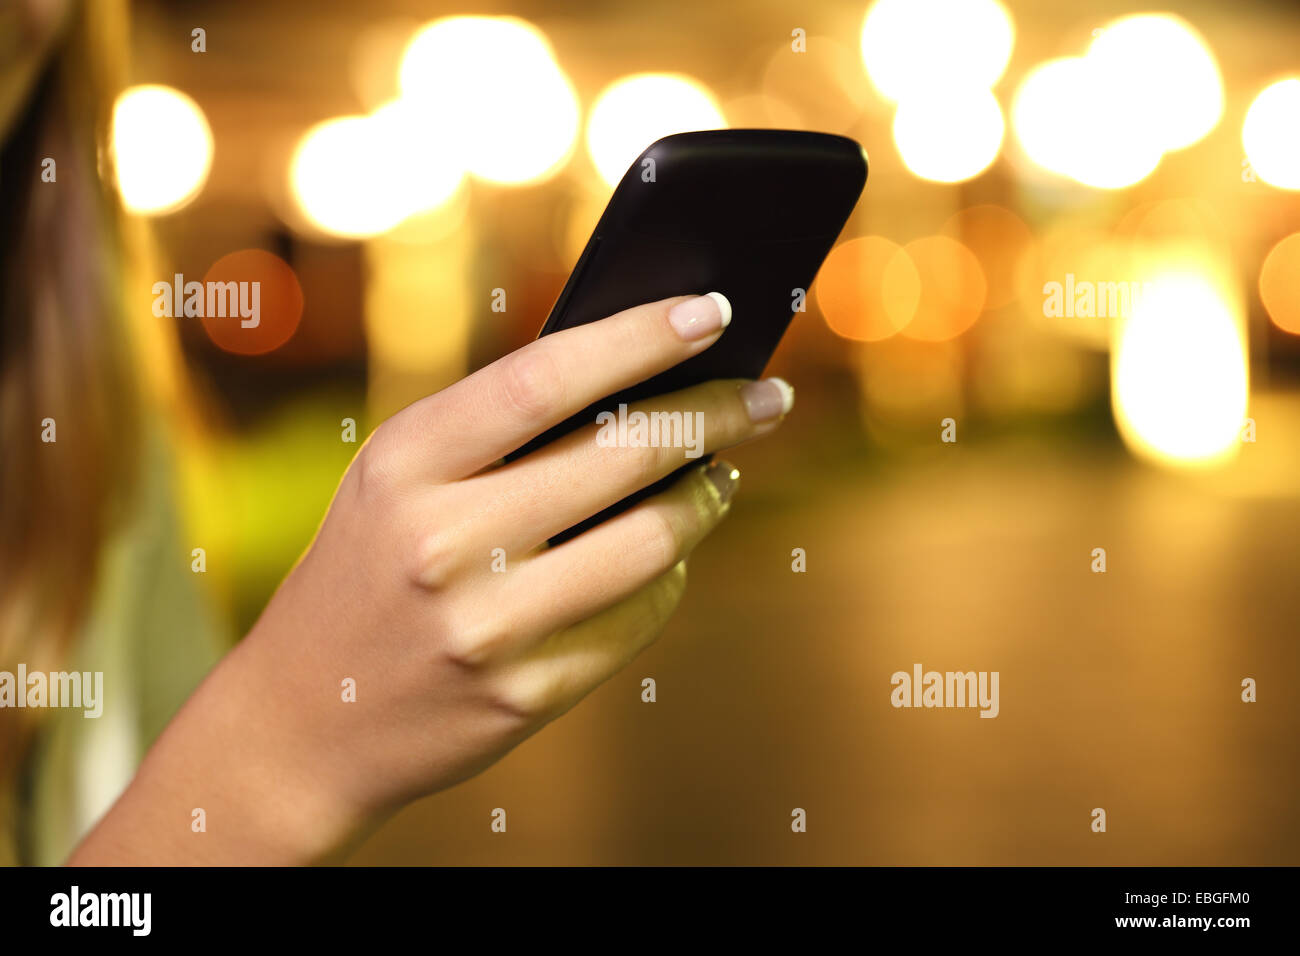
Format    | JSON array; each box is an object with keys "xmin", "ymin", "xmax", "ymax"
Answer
[
  {"xmin": 1012, "ymin": 17, "xmax": 1218, "ymax": 189},
  {"xmin": 366, "ymin": 235, "xmax": 471, "ymax": 379},
  {"xmin": 399, "ymin": 16, "xmax": 579, "ymax": 185},
  {"xmin": 289, "ymin": 101, "xmax": 465, "ymax": 240},
  {"xmin": 370, "ymin": 100, "xmax": 466, "ymax": 215},
  {"xmin": 290, "ymin": 116, "xmax": 398, "ymax": 239},
  {"xmin": 111, "ymin": 85, "xmax": 213, "ymax": 215},
  {"xmin": 586, "ymin": 74, "xmax": 726, "ymax": 188},
  {"xmin": 1011, "ymin": 57, "xmax": 1162, "ymax": 189},
  {"xmin": 1112, "ymin": 270, "xmax": 1247, "ymax": 467},
  {"xmin": 1243, "ymin": 79, "xmax": 1300, "ymax": 190},
  {"xmin": 290, "ymin": 116, "xmax": 406, "ymax": 239},
  {"xmin": 893, "ymin": 87, "xmax": 1003, "ymax": 183},
  {"xmin": 1087, "ymin": 15, "xmax": 1222, "ymax": 152},
  {"xmin": 860, "ymin": 0, "xmax": 1014, "ymax": 103}
]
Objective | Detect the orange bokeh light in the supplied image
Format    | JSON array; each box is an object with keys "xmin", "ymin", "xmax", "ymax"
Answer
[
  {"xmin": 898, "ymin": 235, "xmax": 986, "ymax": 341},
  {"xmin": 201, "ymin": 249, "xmax": 305, "ymax": 355},
  {"xmin": 815, "ymin": 236, "xmax": 920, "ymax": 342},
  {"xmin": 1259, "ymin": 232, "xmax": 1300, "ymax": 336}
]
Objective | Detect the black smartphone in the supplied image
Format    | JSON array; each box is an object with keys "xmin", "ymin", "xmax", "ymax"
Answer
[{"xmin": 508, "ymin": 128, "xmax": 868, "ymax": 543}]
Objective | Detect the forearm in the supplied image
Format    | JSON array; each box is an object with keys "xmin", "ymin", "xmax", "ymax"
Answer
[{"xmin": 66, "ymin": 636, "xmax": 374, "ymax": 866}]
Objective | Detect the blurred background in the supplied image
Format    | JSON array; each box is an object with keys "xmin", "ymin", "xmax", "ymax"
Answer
[{"xmin": 103, "ymin": 0, "xmax": 1298, "ymax": 863}]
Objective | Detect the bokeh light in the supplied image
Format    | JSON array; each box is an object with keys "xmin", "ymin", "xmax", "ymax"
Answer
[
  {"xmin": 898, "ymin": 236, "xmax": 987, "ymax": 341},
  {"xmin": 586, "ymin": 74, "xmax": 726, "ymax": 187},
  {"xmin": 1012, "ymin": 16, "xmax": 1221, "ymax": 189},
  {"xmin": 1010, "ymin": 59, "xmax": 1089, "ymax": 181},
  {"xmin": 860, "ymin": 0, "xmax": 1014, "ymax": 102},
  {"xmin": 1112, "ymin": 270, "xmax": 1247, "ymax": 467},
  {"xmin": 365, "ymin": 233, "xmax": 473, "ymax": 384},
  {"xmin": 1242, "ymin": 78, "xmax": 1300, "ymax": 190},
  {"xmin": 369, "ymin": 100, "xmax": 466, "ymax": 216},
  {"xmin": 289, "ymin": 115, "xmax": 409, "ymax": 239},
  {"xmin": 1259, "ymin": 233, "xmax": 1300, "ymax": 335},
  {"xmin": 1011, "ymin": 57, "xmax": 1162, "ymax": 189},
  {"xmin": 200, "ymin": 249, "xmax": 305, "ymax": 356},
  {"xmin": 816, "ymin": 237, "xmax": 920, "ymax": 342},
  {"xmin": 111, "ymin": 85, "xmax": 213, "ymax": 215},
  {"xmin": 1087, "ymin": 15, "xmax": 1223, "ymax": 152},
  {"xmin": 399, "ymin": 16, "xmax": 580, "ymax": 185},
  {"xmin": 893, "ymin": 87, "xmax": 1004, "ymax": 183}
]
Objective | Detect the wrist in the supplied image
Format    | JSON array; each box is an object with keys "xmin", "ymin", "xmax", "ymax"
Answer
[
  {"xmin": 182, "ymin": 629, "xmax": 379, "ymax": 863},
  {"xmin": 71, "ymin": 630, "xmax": 377, "ymax": 865}
]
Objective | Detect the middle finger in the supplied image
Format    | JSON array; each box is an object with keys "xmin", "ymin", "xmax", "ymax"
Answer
[{"xmin": 465, "ymin": 376, "xmax": 792, "ymax": 555}]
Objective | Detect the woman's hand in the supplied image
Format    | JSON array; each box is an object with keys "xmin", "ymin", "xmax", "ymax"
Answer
[{"xmin": 69, "ymin": 293, "xmax": 794, "ymax": 864}]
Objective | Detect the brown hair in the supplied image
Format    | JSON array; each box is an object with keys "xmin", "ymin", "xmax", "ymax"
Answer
[{"xmin": 0, "ymin": 0, "xmax": 139, "ymax": 818}]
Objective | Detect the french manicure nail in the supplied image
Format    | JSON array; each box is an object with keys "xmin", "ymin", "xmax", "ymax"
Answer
[
  {"xmin": 740, "ymin": 377, "xmax": 795, "ymax": 423},
  {"xmin": 704, "ymin": 459, "xmax": 740, "ymax": 506},
  {"xmin": 668, "ymin": 292, "xmax": 731, "ymax": 341}
]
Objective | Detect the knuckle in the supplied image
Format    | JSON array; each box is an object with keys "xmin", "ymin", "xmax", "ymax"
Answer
[
  {"xmin": 627, "ymin": 437, "xmax": 670, "ymax": 477},
  {"xmin": 353, "ymin": 434, "xmax": 400, "ymax": 499},
  {"xmin": 411, "ymin": 527, "xmax": 461, "ymax": 590},
  {"xmin": 492, "ymin": 671, "xmax": 558, "ymax": 723},
  {"xmin": 633, "ymin": 506, "xmax": 683, "ymax": 574},
  {"xmin": 443, "ymin": 614, "xmax": 512, "ymax": 669},
  {"xmin": 499, "ymin": 347, "xmax": 563, "ymax": 421}
]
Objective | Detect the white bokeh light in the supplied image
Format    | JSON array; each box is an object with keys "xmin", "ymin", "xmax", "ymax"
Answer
[
  {"xmin": 1087, "ymin": 14, "xmax": 1223, "ymax": 152},
  {"xmin": 399, "ymin": 17, "xmax": 580, "ymax": 185},
  {"xmin": 585, "ymin": 74, "xmax": 726, "ymax": 187},
  {"xmin": 290, "ymin": 116, "xmax": 409, "ymax": 239},
  {"xmin": 1112, "ymin": 272, "xmax": 1247, "ymax": 466},
  {"xmin": 893, "ymin": 87, "xmax": 1004, "ymax": 183},
  {"xmin": 112, "ymin": 85, "xmax": 213, "ymax": 215},
  {"xmin": 1012, "ymin": 57, "xmax": 1163, "ymax": 189},
  {"xmin": 860, "ymin": 0, "xmax": 1014, "ymax": 103},
  {"xmin": 1243, "ymin": 79, "xmax": 1300, "ymax": 191}
]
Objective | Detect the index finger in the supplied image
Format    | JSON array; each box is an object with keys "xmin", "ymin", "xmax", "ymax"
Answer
[{"xmin": 383, "ymin": 292, "xmax": 732, "ymax": 482}]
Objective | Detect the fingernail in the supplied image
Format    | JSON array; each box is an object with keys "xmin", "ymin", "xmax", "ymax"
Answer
[
  {"xmin": 704, "ymin": 459, "xmax": 740, "ymax": 506},
  {"xmin": 668, "ymin": 292, "xmax": 731, "ymax": 341},
  {"xmin": 740, "ymin": 377, "xmax": 795, "ymax": 423}
]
